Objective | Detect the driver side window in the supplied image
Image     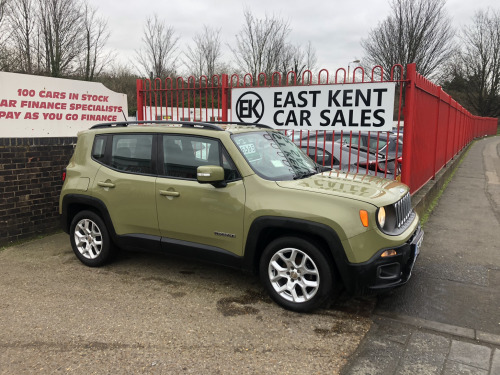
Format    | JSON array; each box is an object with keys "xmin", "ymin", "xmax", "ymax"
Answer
[{"xmin": 161, "ymin": 135, "xmax": 240, "ymax": 181}]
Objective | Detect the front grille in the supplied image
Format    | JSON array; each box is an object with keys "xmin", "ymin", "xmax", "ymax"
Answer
[{"xmin": 395, "ymin": 192, "xmax": 412, "ymax": 228}]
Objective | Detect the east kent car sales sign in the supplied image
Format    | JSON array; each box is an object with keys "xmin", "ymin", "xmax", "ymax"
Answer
[
  {"xmin": 231, "ymin": 82, "xmax": 396, "ymax": 132},
  {"xmin": 0, "ymin": 72, "xmax": 128, "ymax": 137}
]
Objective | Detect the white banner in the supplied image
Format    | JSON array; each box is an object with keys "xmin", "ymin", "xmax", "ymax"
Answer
[
  {"xmin": 231, "ymin": 82, "xmax": 396, "ymax": 131},
  {"xmin": 0, "ymin": 72, "xmax": 128, "ymax": 137}
]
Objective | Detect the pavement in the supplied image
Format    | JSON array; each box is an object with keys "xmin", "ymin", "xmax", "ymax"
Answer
[{"xmin": 342, "ymin": 135, "xmax": 500, "ymax": 375}]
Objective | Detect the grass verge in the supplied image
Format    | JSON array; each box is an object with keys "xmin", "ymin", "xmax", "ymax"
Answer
[{"xmin": 419, "ymin": 142, "xmax": 474, "ymax": 227}]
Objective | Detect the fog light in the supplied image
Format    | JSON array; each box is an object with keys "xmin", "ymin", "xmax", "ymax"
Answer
[{"xmin": 381, "ymin": 249, "xmax": 397, "ymax": 258}]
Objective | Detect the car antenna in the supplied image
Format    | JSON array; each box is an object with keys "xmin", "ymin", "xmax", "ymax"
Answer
[{"xmin": 121, "ymin": 110, "xmax": 127, "ymax": 121}]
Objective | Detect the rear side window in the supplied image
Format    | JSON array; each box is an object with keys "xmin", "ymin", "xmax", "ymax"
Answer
[
  {"xmin": 109, "ymin": 134, "xmax": 154, "ymax": 174},
  {"xmin": 92, "ymin": 135, "xmax": 106, "ymax": 161},
  {"xmin": 368, "ymin": 136, "xmax": 388, "ymax": 150}
]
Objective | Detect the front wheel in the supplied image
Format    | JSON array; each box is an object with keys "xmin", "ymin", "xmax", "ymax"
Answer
[
  {"xmin": 69, "ymin": 210, "xmax": 113, "ymax": 267},
  {"xmin": 259, "ymin": 237, "xmax": 334, "ymax": 312}
]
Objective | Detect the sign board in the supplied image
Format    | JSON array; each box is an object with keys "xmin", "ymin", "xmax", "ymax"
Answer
[
  {"xmin": 0, "ymin": 72, "xmax": 128, "ymax": 137},
  {"xmin": 231, "ymin": 82, "xmax": 396, "ymax": 131}
]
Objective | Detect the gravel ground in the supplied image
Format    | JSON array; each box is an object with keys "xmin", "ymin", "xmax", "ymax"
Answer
[{"xmin": 0, "ymin": 233, "xmax": 372, "ymax": 374}]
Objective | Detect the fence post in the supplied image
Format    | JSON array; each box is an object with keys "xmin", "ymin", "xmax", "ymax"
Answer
[
  {"xmin": 402, "ymin": 63, "xmax": 417, "ymax": 192},
  {"xmin": 221, "ymin": 74, "xmax": 229, "ymax": 122},
  {"xmin": 136, "ymin": 79, "xmax": 144, "ymax": 121},
  {"xmin": 432, "ymin": 87, "xmax": 442, "ymax": 179},
  {"xmin": 443, "ymin": 96, "xmax": 451, "ymax": 166}
]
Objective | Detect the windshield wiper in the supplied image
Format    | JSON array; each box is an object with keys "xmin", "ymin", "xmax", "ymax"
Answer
[{"xmin": 293, "ymin": 170, "xmax": 317, "ymax": 180}]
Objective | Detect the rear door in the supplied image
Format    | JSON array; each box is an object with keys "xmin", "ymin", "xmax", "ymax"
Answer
[{"xmin": 91, "ymin": 133, "xmax": 159, "ymax": 237}]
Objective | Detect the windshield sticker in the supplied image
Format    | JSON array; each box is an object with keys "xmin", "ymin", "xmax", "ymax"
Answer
[
  {"xmin": 233, "ymin": 131, "xmax": 317, "ymax": 180},
  {"xmin": 241, "ymin": 143, "xmax": 260, "ymax": 161},
  {"xmin": 236, "ymin": 139, "xmax": 261, "ymax": 161}
]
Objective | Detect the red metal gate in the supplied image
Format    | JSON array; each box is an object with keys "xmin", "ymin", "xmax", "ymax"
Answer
[{"xmin": 136, "ymin": 63, "xmax": 497, "ymax": 194}]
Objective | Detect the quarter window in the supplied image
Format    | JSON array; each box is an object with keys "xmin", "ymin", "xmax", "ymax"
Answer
[
  {"xmin": 369, "ymin": 137, "xmax": 388, "ymax": 150},
  {"xmin": 92, "ymin": 135, "xmax": 106, "ymax": 161}
]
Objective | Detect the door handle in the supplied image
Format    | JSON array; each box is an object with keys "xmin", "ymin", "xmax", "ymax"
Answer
[
  {"xmin": 97, "ymin": 181, "xmax": 115, "ymax": 188},
  {"xmin": 159, "ymin": 190, "xmax": 180, "ymax": 197}
]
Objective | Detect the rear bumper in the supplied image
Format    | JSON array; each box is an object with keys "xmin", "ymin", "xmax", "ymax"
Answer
[{"xmin": 343, "ymin": 225, "xmax": 423, "ymax": 295}]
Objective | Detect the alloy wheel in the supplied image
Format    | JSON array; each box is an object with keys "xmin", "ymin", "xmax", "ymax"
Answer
[{"xmin": 268, "ymin": 247, "xmax": 320, "ymax": 303}]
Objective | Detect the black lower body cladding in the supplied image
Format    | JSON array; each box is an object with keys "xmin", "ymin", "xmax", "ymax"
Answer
[{"xmin": 343, "ymin": 225, "xmax": 424, "ymax": 295}]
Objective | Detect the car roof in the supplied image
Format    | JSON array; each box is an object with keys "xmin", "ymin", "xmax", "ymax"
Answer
[{"xmin": 83, "ymin": 121, "xmax": 275, "ymax": 136}]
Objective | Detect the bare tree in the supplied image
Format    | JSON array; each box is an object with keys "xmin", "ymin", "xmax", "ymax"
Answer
[
  {"xmin": 361, "ymin": 0, "xmax": 455, "ymax": 79},
  {"xmin": 0, "ymin": 0, "xmax": 7, "ymax": 35},
  {"xmin": 202, "ymin": 26, "xmax": 222, "ymax": 80},
  {"xmin": 38, "ymin": 0, "xmax": 84, "ymax": 77},
  {"xmin": 134, "ymin": 15, "xmax": 179, "ymax": 79},
  {"xmin": 279, "ymin": 41, "xmax": 317, "ymax": 83},
  {"xmin": 185, "ymin": 35, "xmax": 205, "ymax": 79},
  {"xmin": 0, "ymin": 0, "xmax": 14, "ymax": 71},
  {"xmin": 7, "ymin": 0, "xmax": 37, "ymax": 73},
  {"xmin": 445, "ymin": 9, "xmax": 500, "ymax": 117},
  {"xmin": 184, "ymin": 25, "xmax": 222, "ymax": 80},
  {"xmin": 78, "ymin": 1, "xmax": 112, "ymax": 81},
  {"xmin": 305, "ymin": 41, "xmax": 317, "ymax": 74},
  {"xmin": 231, "ymin": 10, "xmax": 291, "ymax": 80}
]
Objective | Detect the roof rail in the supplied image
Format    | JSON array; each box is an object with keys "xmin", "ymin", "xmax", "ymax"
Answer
[
  {"xmin": 90, "ymin": 120, "xmax": 224, "ymax": 131},
  {"xmin": 205, "ymin": 121, "xmax": 273, "ymax": 129},
  {"xmin": 90, "ymin": 122, "xmax": 130, "ymax": 129}
]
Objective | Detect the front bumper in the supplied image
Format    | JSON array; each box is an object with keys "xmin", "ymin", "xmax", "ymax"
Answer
[{"xmin": 343, "ymin": 225, "xmax": 423, "ymax": 295}]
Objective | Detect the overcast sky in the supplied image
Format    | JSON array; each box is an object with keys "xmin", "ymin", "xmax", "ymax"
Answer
[{"xmin": 87, "ymin": 0, "xmax": 499, "ymax": 76}]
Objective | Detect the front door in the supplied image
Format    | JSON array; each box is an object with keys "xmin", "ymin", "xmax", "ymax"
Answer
[{"xmin": 155, "ymin": 134, "xmax": 246, "ymax": 256}]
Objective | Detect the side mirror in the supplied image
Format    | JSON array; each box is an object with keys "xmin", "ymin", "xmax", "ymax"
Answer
[{"xmin": 197, "ymin": 165, "xmax": 227, "ymax": 188}]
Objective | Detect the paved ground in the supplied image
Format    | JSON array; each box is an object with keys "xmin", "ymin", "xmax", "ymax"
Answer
[
  {"xmin": 0, "ymin": 233, "xmax": 372, "ymax": 375},
  {"xmin": 2, "ymin": 136, "xmax": 499, "ymax": 374},
  {"xmin": 342, "ymin": 136, "xmax": 500, "ymax": 375}
]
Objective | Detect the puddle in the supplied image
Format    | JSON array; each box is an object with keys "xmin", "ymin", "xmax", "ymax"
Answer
[{"xmin": 217, "ymin": 290, "xmax": 270, "ymax": 316}]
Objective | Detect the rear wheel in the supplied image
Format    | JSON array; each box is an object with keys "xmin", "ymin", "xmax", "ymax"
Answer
[
  {"xmin": 260, "ymin": 236, "xmax": 334, "ymax": 312},
  {"xmin": 70, "ymin": 210, "xmax": 113, "ymax": 267}
]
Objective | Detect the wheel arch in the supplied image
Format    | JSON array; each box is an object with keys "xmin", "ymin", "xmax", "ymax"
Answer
[
  {"xmin": 243, "ymin": 216, "xmax": 350, "ymax": 286},
  {"xmin": 61, "ymin": 194, "xmax": 117, "ymax": 240}
]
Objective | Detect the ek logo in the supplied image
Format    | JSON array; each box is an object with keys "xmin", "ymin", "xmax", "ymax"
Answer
[{"xmin": 235, "ymin": 92, "xmax": 264, "ymax": 123}]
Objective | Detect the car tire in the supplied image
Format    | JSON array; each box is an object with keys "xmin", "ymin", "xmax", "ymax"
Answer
[
  {"xmin": 70, "ymin": 210, "xmax": 113, "ymax": 267},
  {"xmin": 259, "ymin": 236, "xmax": 334, "ymax": 312}
]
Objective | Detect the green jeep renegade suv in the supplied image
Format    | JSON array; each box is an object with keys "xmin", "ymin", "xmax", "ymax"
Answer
[{"xmin": 59, "ymin": 121, "xmax": 423, "ymax": 312}]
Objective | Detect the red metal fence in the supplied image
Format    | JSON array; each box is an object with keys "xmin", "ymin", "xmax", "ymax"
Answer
[
  {"xmin": 136, "ymin": 63, "xmax": 497, "ymax": 194},
  {"xmin": 402, "ymin": 63, "xmax": 497, "ymax": 192}
]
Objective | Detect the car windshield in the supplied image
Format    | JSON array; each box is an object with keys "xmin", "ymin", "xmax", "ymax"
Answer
[{"xmin": 232, "ymin": 131, "xmax": 317, "ymax": 180}]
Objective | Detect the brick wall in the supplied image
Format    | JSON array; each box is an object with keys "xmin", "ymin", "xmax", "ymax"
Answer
[{"xmin": 0, "ymin": 138, "xmax": 77, "ymax": 247}]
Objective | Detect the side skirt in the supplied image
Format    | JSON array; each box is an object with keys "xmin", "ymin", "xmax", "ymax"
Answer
[{"xmin": 114, "ymin": 233, "xmax": 244, "ymax": 270}]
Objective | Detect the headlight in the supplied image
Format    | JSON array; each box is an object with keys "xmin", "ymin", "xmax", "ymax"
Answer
[{"xmin": 377, "ymin": 207, "xmax": 386, "ymax": 228}]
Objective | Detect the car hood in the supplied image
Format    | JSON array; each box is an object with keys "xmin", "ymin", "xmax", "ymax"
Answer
[{"xmin": 276, "ymin": 170, "xmax": 409, "ymax": 207}]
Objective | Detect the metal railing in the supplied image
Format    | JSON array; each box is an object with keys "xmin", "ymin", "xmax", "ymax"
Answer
[{"xmin": 136, "ymin": 63, "xmax": 497, "ymax": 194}]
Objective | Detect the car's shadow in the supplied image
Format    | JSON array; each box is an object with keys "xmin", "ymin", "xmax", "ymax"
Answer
[{"xmin": 107, "ymin": 247, "xmax": 377, "ymax": 317}]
